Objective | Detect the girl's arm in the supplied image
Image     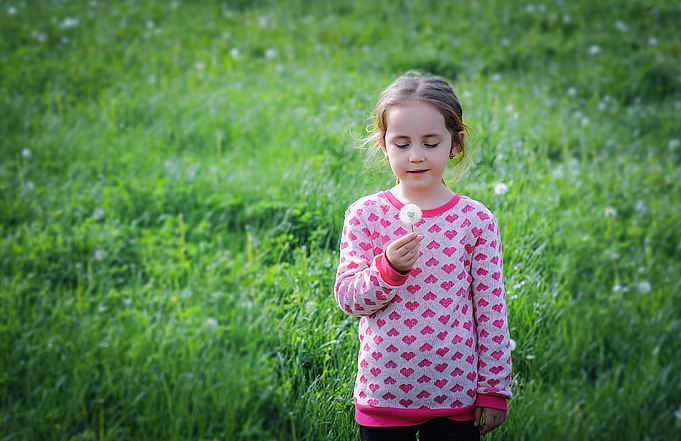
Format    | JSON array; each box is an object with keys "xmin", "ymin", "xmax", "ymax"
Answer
[
  {"xmin": 334, "ymin": 204, "xmax": 408, "ymax": 317},
  {"xmin": 471, "ymin": 212, "xmax": 513, "ymax": 410}
]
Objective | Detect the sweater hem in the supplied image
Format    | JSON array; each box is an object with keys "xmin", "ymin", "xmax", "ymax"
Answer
[{"xmin": 355, "ymin": 399, "xmax": 475, "ymax": 427}]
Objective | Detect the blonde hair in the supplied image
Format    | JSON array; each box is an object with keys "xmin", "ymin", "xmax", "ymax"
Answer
[{"xmin": 356, "ymin": 70, "xmax": 474, "ymax": 186}]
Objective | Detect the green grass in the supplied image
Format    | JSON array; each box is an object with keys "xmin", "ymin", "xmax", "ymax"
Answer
[{"xmin": 1, "ymin": 0, "xmax": 680, "ymax": 439}]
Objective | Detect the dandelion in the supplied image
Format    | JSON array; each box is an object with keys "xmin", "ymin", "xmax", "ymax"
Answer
[
  {"xmin": 275, "ymin": 64, "xmax": 285, "ymax": 74},
  {"xmin": 31, "ymin": 30, "xmax": 47, "ymax": 43},
  {"xmin": 500, "ymin": 38, "xmax": 510, "ymax": 47},
  {"xmin": 92, "ymin": 207, "xmax": 105, "ymax": 220},
  {"xmin": 229, "ymin": 48, "xmax": 240, "ymax": 58},
  {"xmin": 648, "ymin": 37, "xmax": 658, "ymax": 47},
  {"xmin": 637, "ymin": 281, "xmax": 651, "ymax": 293},
  {"xmin": 257, "ymin": 15, "xmax": 268, "ymax": 28},
  {"xmin": 8, "ymin": 6, "xmax": 17, "ymax": 16},
  {"xmin": 195, "ymin": 61, "xmax": 205, "ymax": 71},
  {"xmin": 566, "ymin": 86, "xmax": 577, "ymax": 96},
  {"xmin": 562, "ymin": 14, "xmax": 572, "ymax": 24},
  {"xmin": 399, "ymin": 204, "xmax": 422, "ymax": 233},
  {"xmin": 615, "ymin": 20, "xmax": 628, "ymax": 32},
  {"xmin": 94, "ymin": 248, "xmax": 108, "ymax": 261},
  {"xmin": 204, "ymin": 317, "xmax": 218, "ymax": 332},
  {"xmin": 551, "ymin": 164, "xmax": 564, "ymax": 178},
  {"xmin": 634, "ymin": 200, "xmax": 647, "ymax": 216},
  {"xmin": 669, "ymin": 138, "xmax": 680, "ymax": 150},
  {"xmin": 588, "ymin": 45, "xmax": 601, "ymax": 56},
  {"xmin": 509, "ymin": 339, "xmax": 516, "ymax": 351},
  {"xmin": 494, "ymin": 182, "xmax": 509, "ymax": 195},
  {"xmin": 612, "ymin": 284, "xmax": 625, "ymax": 294},
  {"xmin": 264, "ymin": 48, "xmax": 276, "ymax": 59},
  {"xmin": 60, "ymin": 17, "xmax": 79, "ymax": 29},
  {"xmin": 21, "ymin": 148, "xmax": 31, "ymax": 159},
  {"xmin": 491, "ymin": 73, "xmax": 502, "ymax": 82},
  {"xmin": 526, "ymin": 354, "xmax": 535, "ymax": 360},
  {"xmin": 603, "ymin": 207, "xmax": 617, "ymax": 218}
]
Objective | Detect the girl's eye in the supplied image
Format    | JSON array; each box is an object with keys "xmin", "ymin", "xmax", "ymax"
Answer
[
  {"xmin": 425, "ymin": 143, "xmax": 439, "ymax": 147},
  {"xmin": 395, "ymin": 143, "xmax": 440, "ymax": 148},
  {"xmin": 396, "ymin": 144, "xmax": 409, "ymax": 148}
]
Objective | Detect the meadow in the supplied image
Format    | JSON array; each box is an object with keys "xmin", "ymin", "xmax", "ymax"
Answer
[{"xmin": 1, "ymin": 0, "xmax": 680, "ymax": 439}]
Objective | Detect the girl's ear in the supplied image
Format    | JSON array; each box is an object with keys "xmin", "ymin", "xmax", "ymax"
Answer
[
  {"xmin": 378, "ymin": 134, "xmax": 386, "ymax": 151},
  {"xmin": 451, "ymin": 130, "xmax": 465, "ymax": 155}
]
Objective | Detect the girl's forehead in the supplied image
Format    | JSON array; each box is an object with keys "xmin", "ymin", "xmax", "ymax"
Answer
[{"xmin": 385, "ymin": 101, "xmax": 446, "ymax": 134}]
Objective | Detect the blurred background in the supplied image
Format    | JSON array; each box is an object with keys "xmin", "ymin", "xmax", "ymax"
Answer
[{"xmin": 1, "ymin": 0, "xmax": 679, "ymax": 439}]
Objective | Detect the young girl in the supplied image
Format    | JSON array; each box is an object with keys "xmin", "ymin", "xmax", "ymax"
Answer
[{"xmin": 334, "ymin": 71, "xmax": 512, "ymax": 441}]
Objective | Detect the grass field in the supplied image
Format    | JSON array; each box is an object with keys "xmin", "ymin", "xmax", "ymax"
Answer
[{"xmin": 1, "ymin": 0, "xmax": 680, "ymax": 439}]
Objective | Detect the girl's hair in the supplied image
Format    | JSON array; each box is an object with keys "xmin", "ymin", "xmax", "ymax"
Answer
[{"xmin": 356, "ymin": 70, "xmax": 474, "ymax": 186}]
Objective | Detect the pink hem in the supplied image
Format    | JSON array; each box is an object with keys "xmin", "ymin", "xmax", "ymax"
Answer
[
  {"xmin": 355, "ymin": 400, "xmax": 475, "ymax": 427},
  {"xmin": 382, "ymin": 190, "xmax": 461, "ymax": 218}
]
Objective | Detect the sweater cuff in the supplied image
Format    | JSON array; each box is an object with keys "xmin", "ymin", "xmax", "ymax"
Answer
[
  {"xmin": 475, "ymin": 394, "xmax": 508, "ymax": 411},
  {"xmin": 376, "ymin": 253, "xmax": 410, "ymax": 287}
]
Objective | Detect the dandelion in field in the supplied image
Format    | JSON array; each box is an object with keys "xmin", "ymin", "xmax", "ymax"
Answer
[
  {"xmin": 500, "ymin": 38, "xmax": 510, "ymax": 47},
  {"xmin": 306, "ymin": 301, "xmax": 317, "ymax": 314},
  {"xmin": 509, "ymin": 339, "xmax": 516, "ymax": 351},
  {"xmin": 24, "ymin": 181, "xmax": 35, "ymax": 193},
  {"xmin": 31, "ymin": 30, "xmax": 47, "ymax": 43},
  {"xmin": 566, "ymin": 86, "xmax": 577, "ymax": 96},
  {"xmin": 399, "ymin": 204, "xmax": 422, "ymax": 233},
  {"xmin": 526, "ymin": 354, "xmax": 535, "ymax": 360},
  {"xmin": 265, "ymin": 48, "xmax": 276, "ymax": 59},
  {"xmin": 612, "ymin": 284, "xmax": 625, "ymax": 295},
  {"xmin": 603, "ymin": 207, "xmax": 617, "ymax": 218},
  {"xmin": 92, "ymin": 208, "xmax": 105, "ymax": 220},
  {"xmin": 615, "ymin": 20, "xmax": 628, "ymax": 32},
  {"xmin": 257, "ymin": 15, "xmax": 268, "ymax": 28},
  {"xmin": 146, "ymin": 20, "xmax": 155, "ymax": 29},
  {"xmin": 275, "ymin": 64, "xmax": 284, "ymax": 74},
  {"xmin": 94, "ymin": 248, "xmax": 108, "ymax": 261},
  {"xmin": 229, "ymin": 48, "xmax": 240, "ymax": 58},
  {"xmin": 551, "ymin": 164, "xmax": 564, "ymax": 178},
  {"xmin": 195, "ymin": 61, "xmax": 205, "ymax": 71},
  {"xmin": 524, "ymin": 4, "xmax": 536, "ymax": 13},
  {"xmin": 491, "ymin": 73, "xmax": 501, "ymax": 82},
  {"xmin": 562, "ymin": 14, "xmax": 572, "ymax": 24},
  {"xmin": 494, "ymin": 182, "xmax": 509, "ymax": 196},
  {"xmin": 588, "ymin": 45, "xmax": 601, "ymax": 56},
  {"xmin": 669, "ymin": 138, "xmax": 680, "ymax": 150},
  {"xmin": 60, "ymin": 17, "xmax": 79, "ymax": 29},
  {"xmin": 648, "ymin": 37, "xmax": 658, "ymax": 47},
  {"xmin": 7, "ymin": 5, "xmax": 17, "ymax": 15},
  {"xmin": 637, "ymin": 281, "xmax": 651, "ymax": 293},
  {"xmin": 634, "ymin": 200, "xmax": 647, "ymax": 216},
  {"xmin": 21, "ymin": 148, "xmax": 31, "ymax": 159},
  {"xmin": 204, "ymin": 317, "xmax": 218, "ymax": 332}
]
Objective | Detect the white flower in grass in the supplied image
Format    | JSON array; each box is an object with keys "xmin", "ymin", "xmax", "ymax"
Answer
[
  {"xmin": 588, "ymin": 45, "xmax": 601, "ymax": 56},
  {"xmin": 634, "ymin": 200, "xmax": 647, "ymax": 216},
  {"xmin": 669, "ymin": 139, "xmax": 680, "ymax": 150},
  {"xmin": 615, "ymin": 20, "xmax": 628, "ymax": 32},
  {"xmin": 60, "ymin": 17, "xmax": 79, "ymax": 29},
  {"xmin": 562, "ymin": 14, "xmax": 572, "ymax": 24},
  {"xmin": 8, "ymin": 6, "xmax": 17, "ymax": 16},
  {"xmin": 94, "ymin": 248, "xmax": 108, "ymax": 261},
  {"xmin": 603, "ymin": 207, "xmax": 617, "ymax": 218},
  {"xmin": 567, "ymin": 86, "xmax": 577, "ymax": 96},
  {"xmin": 491, "ymin": 73, "xmax": 502, "ymax": 82},
  {"xmin": 257, "ymin": 15, "xmax": 268, "ymax": 28},
  {"xmin": 204, "ymin": 317, "xmax": 218, "ymax": 332},
  {"xmin": 648, "ymin": 37, "xmax": 658, "ymax": 47},
  {"xmin": 674, "ymin": 404, "xmax": 681, "ymax": 422},
  {"xmin": 494, "ymin": 182, "xmax": 509, "ymax": 195},
  {"xmin": 399, "ymin": 204, "xmax": 422, "ymax": 233},
  {"xmin": 265, "ymin": 48, "xmax": 276, "ymax": 59},
  {"xmin": 637, "ymin": 281, "xmax": 651, "ymax": 293},
  {"xmin": 92, "ymin": 207, "xmax": 105, "ymax": 220},
  {"xmin": 275, "ymin": 64, "xmax": 284, "ymax": 74},
  {"xmin": 509, "ymin": 339, "xmax": 516, "ymax": 351},
  {"xmin": 21, "ymin": 148, "xmax": 31, "ymax": 159},
  {"xmin": 612, "ymin": 284, "xmax": 625, "ymax": 294},
  {"xmin": 526, "ymin": 354, "xmax": 535, "ymax": 360},
  {"xmin": 501, "ymin": 38, "xmax": 510, "ymax": 47},
  {"xmin": 31, "ymin": 30, "xmax": 47, "ymax": 42},
  {"xmin": 229, "ymin": 48, "xmax": 240, "ymax": 58}
]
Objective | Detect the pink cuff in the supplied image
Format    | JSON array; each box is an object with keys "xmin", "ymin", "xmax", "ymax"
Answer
[
  {"xmin": 475, "ymin": 393, "xmax": 508, "ymax": 411},
  {"xmin": 376, "ymin": 253, "xmax": 410, "ymax": 287}
]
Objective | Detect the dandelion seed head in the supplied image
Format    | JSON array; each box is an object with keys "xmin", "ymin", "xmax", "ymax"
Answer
[
  {"xmin": 94, "ymin": 248, "xmax": 108, "ymax": 261},
  {"xmin": 399, "ymin": 204, "xmax": 422, "ymax": 228},
  {"xmin": 265, "ymin": 48, "xmax": 276, "ymax": 59},
  {"xmin": 588, "ymin": 45, "xmax": 601, "ymax": 56},
  {"xmin": 92, "ymin": 208, "xmax": 105, "ymax": 220},
  {"xmin": 229, "ymin": 48, "xmax": 240, "ymax": 58},
  {"xmin": 204, "ymin": 317, "xmax": 218, "ymax": 332},
  {"xmin": 615, "ymin": 20, "xmax": 628, "ymax": 32},
  {"xmin": 604, "ymin": 207, "xmax": 617, "ymax": 218},
  {"xmin": 494, "ymin": 182, "xmax": 509, "ymax": 195},
  {"xmin": 509, "ymin": 339, "xmax": 516, "ymax": 351},
  {"xmin": 669, "ymin": 138, "xmax": 680, "ymax": 150},
  {"xmin": 567, "ymin": 86, "xmax": 577, "ymax": 96},
  {"xmin": 60, "ymin": 17, "xmax": 79, "ymax": 29},
  {"xmin": 7, "ymin": 6, "xmax": 17, "ymax": 16},
  {"xmin": 648, "ymin": 37, "xmax": 658, "ymax": 47},
  {"xmin": 637, "ymin": 281, "xmax": 651, "ymax": 293},
  {"xmin": 21, "ymin": 148, "xmax": 31, "ymax": 159}
]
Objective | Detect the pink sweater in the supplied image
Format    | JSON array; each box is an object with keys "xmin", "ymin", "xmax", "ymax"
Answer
[{"xmin": 334, "ymin": 189, "xmax": 513, "ymax": 427}]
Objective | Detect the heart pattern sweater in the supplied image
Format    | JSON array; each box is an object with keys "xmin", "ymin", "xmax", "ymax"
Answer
[{"xmin": 334, "ymin": 190, "xmax": 513, "ymax": 427}]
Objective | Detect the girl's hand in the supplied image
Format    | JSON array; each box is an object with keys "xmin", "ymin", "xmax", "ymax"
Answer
[
  {"xmin": 385, "ymin": 232, "xmax": 424, "ymax": 273},
  {"xmin": 473, "ymin": 406, "xmax": 506, "ymax": 436}
]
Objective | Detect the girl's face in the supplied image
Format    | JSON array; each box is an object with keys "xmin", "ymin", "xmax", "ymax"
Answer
[{"xmin": 379, "ymin": 100, "xmax": 464, "ymax": 192}]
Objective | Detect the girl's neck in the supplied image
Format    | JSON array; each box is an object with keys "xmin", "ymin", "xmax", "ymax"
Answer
[{"xmin": 391, "ymin": 183, "xmax": 455, "ymax": 209}]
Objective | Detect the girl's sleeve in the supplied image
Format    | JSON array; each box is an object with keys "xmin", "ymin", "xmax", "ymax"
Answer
[
  {"xmin": 334, "ymin": 205, "xmax": 409, "ymax": 317},
  {"xmin": 470, "ymin": 212, "xmax": 513, "ymax": 411}
]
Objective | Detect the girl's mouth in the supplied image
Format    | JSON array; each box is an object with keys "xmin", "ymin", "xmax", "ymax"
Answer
[{"xmin": 408, "ymin": 170, "xmax": 428, "ymax": 174}]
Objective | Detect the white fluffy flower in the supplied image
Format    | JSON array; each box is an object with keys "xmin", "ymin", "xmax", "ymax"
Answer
[
  {"xmin": 509, "ymin": 338, "xmax": 516, "ymax": 351},
  {"xmin": 494, "ymin": 182, "xmax": 509, "ymax": 195},
  {"xmin": 399, "ymin": 203, "xmax": 422, "ymax": 232}
]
